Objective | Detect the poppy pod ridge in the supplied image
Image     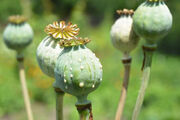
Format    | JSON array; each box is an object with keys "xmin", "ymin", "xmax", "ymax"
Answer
[
  {"xmin": 110, "ymin": 9, "xmax": 140, "ymax": 120},
  {"xmin": 132, "ymin": 1, "xmax": 173, "ymax": 120}
]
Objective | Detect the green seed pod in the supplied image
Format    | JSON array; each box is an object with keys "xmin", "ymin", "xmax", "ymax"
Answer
[
  {"xmin": 36, "ymin": 21, "xmax": 79, "ymax": 78},
  {"xmin": 3, "ymin": 15, "xmax": 33, "ymax": 52},
  {"xmin": 54, "ymin": 38, "xmax": 103, "ymax": 105},
  {"xmin": 110, "ymin": 9, "xmax": 139, "ymax": 53},
  {"xmin": 133, "ymin": 0, "xmax": 173, "ymax": 44},
  {"xmin": 36, "ymin": 36, "xmax": 63, "ymax": 77}
]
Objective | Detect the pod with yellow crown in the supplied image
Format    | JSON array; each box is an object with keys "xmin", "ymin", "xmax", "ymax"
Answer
[
  {"xmin": 36, "ymin": 21, "xmax": 79, "ymax": 77},
  {"xmin": 133, "ymin": 0, "xmax": 173, "ymax": 44},
  {"xmin": 3, "ymin": 15, "xmax": 33, "ymax": 52},
  {"xmin": 53, "ymin": 22, "xmax": 103, "ymax": 105}
]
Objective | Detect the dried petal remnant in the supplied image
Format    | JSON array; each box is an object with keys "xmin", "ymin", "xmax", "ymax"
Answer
[
  {"xmin": 8, "ymin": 15, "xmax": 27, "ymax": 24},
  {"xmin": 45, "ymin": 21, "xmax": 80, "ymax": 39}
]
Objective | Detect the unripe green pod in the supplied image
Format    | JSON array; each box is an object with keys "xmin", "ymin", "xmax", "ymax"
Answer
[
  {"xmin": 36, "ymin": 36, "xmax": 63, "ymax": 77},
  {"xmin": 133, "ymin": 0, "xmax": 172, "ymax": 44},
  {"xmin": 36, "ymin": 21, "xmax": 80, "ymax": 78},
  {"xmin": 54, "ymin": 45, "xmax": 103, "ymax": 105},
  {"xmin": 3, "ymin": 15, "xmax": 33, "ymax": 52},
  {"xmin": 110, "ymin": 9, "xmax": 139, "ymax": 53}
]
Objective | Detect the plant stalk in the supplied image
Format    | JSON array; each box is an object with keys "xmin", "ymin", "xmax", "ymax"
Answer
[
  {"xmin": 55, "ymin": 88, "xmax": 65, "ymax": 120},
  {"xmin": 79, "ymin": 109, "xmax": 89, "ymax": 120},
  {"xmin": 115, "ymin": 56, "xmax": 132, "ymax": 120},
  {"xmin": 76, "ymin": 103, "xmax": 93, "ymax": 120},
  {"xmin": 132, "ymin": 45, "xmax": 157, "ymax": 120},
  {"xmin": 17, "ymin": 54, "xmax": 34, "ymax": 120}
]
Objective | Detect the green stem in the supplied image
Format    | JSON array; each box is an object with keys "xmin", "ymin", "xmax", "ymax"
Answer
[
  {"xmin": 76, "ymin": 103, "xmax": 93, "ymax": 120},
  {"xmin": 17, "ymin": 53, "xmax": 34, "ymax": 120},
  {"xmin": 115, "ymin": 55, "xmax": 131, "ymax": 120},
  {"xmin": 55, "ymin": 88, "xmax": 65, "ymax": 120},
  {"xmin": 132, "ymin": 45, "xmax": 156, "ymax": 120},
  {"xmin": 79, "ymin": 109, "xmax": 89, "ymax": 120}
]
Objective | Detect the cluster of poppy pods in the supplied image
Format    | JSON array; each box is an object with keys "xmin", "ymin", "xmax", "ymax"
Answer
[{"xmin": 2, "ymin": 0, "xmax": 172, "ymax": 120}]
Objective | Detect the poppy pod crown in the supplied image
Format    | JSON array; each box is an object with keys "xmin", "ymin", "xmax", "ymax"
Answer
[
  {"xmin": 116, "ymin": 9, "xmax": 134, "ymax": 17},
  {"xmin": 45, "ymin": 21, "xmax": 80, "ymax": 40},
  {"xmin": 8, "ymin": 15, "xmax": 27, "ymax": 24},
  {"xmin": 45, "ymin": 21, "xmax": 91, "ymax": 47}
]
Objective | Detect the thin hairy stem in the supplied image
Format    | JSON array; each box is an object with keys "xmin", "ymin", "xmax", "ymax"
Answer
[
  {"xmin": 132, "ymin": 45, "xmax": 156, "ymax": 120},
  {"xmin": 17, "ymin": 56, "xmax": 34, "ymax": 120},
  {"xmin": 115, "ymin": 56, "xmax": 131, "ymax": 120},
  {"xmin": 55, "ymin": 88, "xmax": 65, "ymax": 120}
]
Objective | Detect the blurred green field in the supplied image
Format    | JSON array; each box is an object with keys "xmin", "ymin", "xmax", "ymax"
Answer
[{"xmin": 0, "ymin": 15, "xmax": 180, "ymax": 120}]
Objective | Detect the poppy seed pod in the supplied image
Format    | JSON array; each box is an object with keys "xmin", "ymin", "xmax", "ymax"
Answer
[
  {"xmin": 36, "ymin": 36, "xmax": 63, "ymax": 77},
  {"xmin": 133, "ymin": 0, "xmax": 173, "ymax": 44},
  {"xmin": 3, "ymin": 15, "xmax": 33, "ymax": 52},
  {"xmin": 36, "ymin": 21, "xmax": 79, "ymax": 78},
  {"xmin": 53, "ymin": 26, "xmax": 103, "ymax": 105},
  {"xmin": 110, "ymin": 9, "xmax": 139, "ymax": 53}
]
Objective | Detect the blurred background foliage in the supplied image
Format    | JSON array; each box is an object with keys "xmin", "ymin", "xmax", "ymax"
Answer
[
  {"xmin": 0, "ymin": 0, "xmax": 180, "ymax": 54},
  {"xmin": 0, "ymin": 0, "xmax": 180, "ymax": 120}
]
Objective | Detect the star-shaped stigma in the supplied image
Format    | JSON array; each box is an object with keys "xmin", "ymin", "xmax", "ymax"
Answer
[{"xmin": 45, "ymin": 21, "xmax": 80, "ymax": 39}]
